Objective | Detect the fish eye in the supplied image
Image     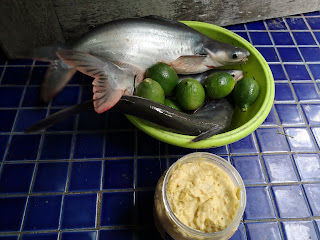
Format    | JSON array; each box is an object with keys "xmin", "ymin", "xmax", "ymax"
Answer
[
  {"xmin": 232, "ymin": 53, "xmax": 238, "ymax": 59},
  {"xmin": 231, "ymin": 73, "xmax": 236, "ymax": 78}
]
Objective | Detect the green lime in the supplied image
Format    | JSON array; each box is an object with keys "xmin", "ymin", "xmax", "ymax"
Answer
[
  {"xmin": 204, "ymin": 72, "xmax": 235, "ymax": 99},
  {"xmin": 233, "ymin": 77, "xmax": 260, "ymax": 112},
  {"xmin": 145, "ymin": 62, "xmax": 179, "ymax": 95},
  {"xmin": 135, "ymin": 78, "xmax": 165, "ymax": 104},
  {"xmin": 164, "ymin": 98, "xmax": 182, "ymax": 111},
  {"xmin": 175, "ymin": 78, "xmax": 205, "ymax": 111}
]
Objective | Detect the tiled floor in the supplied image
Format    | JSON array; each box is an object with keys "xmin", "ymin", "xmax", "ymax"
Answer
[{"xmin": 0, "ymin": 11, "xmax": 320, "ymax": 240}]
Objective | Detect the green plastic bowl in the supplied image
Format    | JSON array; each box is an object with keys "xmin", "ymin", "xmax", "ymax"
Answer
[{"xmin": 126, "ymin": 21, "xmax": 275, "ymax": 149}]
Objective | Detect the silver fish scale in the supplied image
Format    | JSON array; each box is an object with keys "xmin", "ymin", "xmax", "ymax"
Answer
[{"xmin": 73, "ymin": 19, "xmax": 202, "ymax": 72}]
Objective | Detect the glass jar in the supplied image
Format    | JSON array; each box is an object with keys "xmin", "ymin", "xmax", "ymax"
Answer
[{"xmin": 154, "ymin": 152, "xmax": 246, "ymax": 240}]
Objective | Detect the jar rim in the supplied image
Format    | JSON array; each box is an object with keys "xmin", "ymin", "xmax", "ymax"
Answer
[{"xmin": 162, "ymin": 152, "xmax": 246, "ymax": 237}]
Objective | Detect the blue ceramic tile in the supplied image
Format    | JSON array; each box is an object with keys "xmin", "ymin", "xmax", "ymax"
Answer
[
  {"xmin": 6, "ymin": 134, "xmax": 41, "ymax": 161},
  {"xmin": 14, "ymin": 109, "xmax": 47, "ymax": 132},
  {"xmin": 303, "ymin": 183, "xmax": 320, "ymax": 216},
  {"xmin": 263, "ymin": 154, "xmax": 298, "ymax": 183},
  {"xmin": 105, "ymin": 112, "xmax": 133, "ymax": 130},
  {"xmin": 284, "ymin": 64, "xmax": 311, "ymax": 80},
  {"xmin": 135, "ymin": 228, "xmax": 161, "ymax": 240},
  {"xmin": 61, "ymin": 231, "xmax": 97, "ymax": 240},
  {"xmin": 135, "ymin": 190, "xmax": 155, "ymax": 225},
  {"xmin": 308, "ymin": 64, "xmax": 320, "ymax": 80},
  {"xmin": 274, "ymin": 83, "xmax": 295, "ymax": 102},
  {"xmin": 229, "ymin": 223, "xmax": 246, "ymax": 240},
  {"xmin": 284, "ymin": 128, "xmax": 317, "ymax": 152},
  {"xmin": 0, "ymin": 236, "xmax": 18, "ymax": 240},
  {"xmin": 255, "ymin": 47, "xmax": 279, "ymax": 62},
  {"xmin": 34, "ymin": 60, "xmax": 50, "ymax": 66},
  {"xmin": 266, "ymin": 18, "xmax": 287, "ymax": 30},
  {"xmin": 0, "ymin": 86, "xmax": 24, "ymax": 107},
  {"xmin": 269, "ymin": 64, "xmax": 287, "ymax": 80},
  {"xmin": 0, "ymin": 163, "xmax": 34, "ymax": 194},
  {"xmin": 81, "ymin": 86, "xmax": 93, "ymax": 102},
  {"xmin": 21, "ymin": 233, "xmax": 58, "ymax": 240},
  {"xmin": 225, "ymin": 24, "xmax": 245, "ymax": 30},
  {"xmin": 100, "ymin": 229, "xmax": 134, "ymax": 240},
  {"xmin": 249, "ymin": 32, "xmax": 272, "ymax": 45},
  {"xmin": 73, "ymin": 133, "xmax": 104, "ymax": 159},
  {"xmin": 68, "ymin": 71, "xmax": 84, "ymax": 85},
  {"xmin": 1, "ymin": 67, "xmax": 31, "ymax": 85},
  {"xmin": 167, "ymin": 144, "xmax": 195, "ymax": 156},
  {"xmin": 292, "ymin": 32, "xmax": 317, "ymax": 45},
  {"xmin": 22, "ymin": 86, "xmax": 48, "ymax": 107},
  {"xmin": 255, "ymin": 128, "xmax": 289, "ymax": 152},
  {"xmin": 311, "ymin": 127, "xmax": 320, "ymax": 148},
  {"xmin": 246, "ymin": 21, "xmax": 266, "ymax": 30},
  {"xmin": 277, "ymin": 47, "xmax": 303, "ymax": 62},
  {"xmin": 51, "ymin": 86, "xmax": 80, "ymax": 107},
  {"xmin": 306, "ymin": 17, "xmax": 320, "ymax": 30},
  {"xmin": 231, "ymin": 155, "xmax": 266, "ymax": 184},
  {"xmin": 46, "ymin": 108, "xmax": 76, "ymax": 132},
  {"xmin": 0, "ymin": 197, "xmax": 27, "ymax": 231},
  {"xmin": 229, "ymin": 134, "xmax": 258, "ymax": 154},
  {"xmin": 234, "ymin": 32, "xmax": 250, "ymax": 42},
  {"xmin": 61, "ymin": 194, "xmax": 97, "ymax": 229},
  {"xmin": 314, "ymin": 32, "xmax": 320, "ymax": 43},
  {"xmin": 281, "ymin": 221, "xmax": 318, "ymax": 240},
  {"xmin": 0, "ymin": 135, "xmax": 9, "ymax": 161},
  {"xmin": 6, "ymin": 59, "xmax": 33, "ymax": 66},
  {"xmin": 246, "ymin": 222, "xmax": 282, "ymax": 240},
  {"xmin": 0, "ymin": 109, "xmax": 17, "ymax": 132},
  {"xmin": 77, "ymin": 111, "xmax": 106, "ymax": 131},
  {"xmin": 137, "ymin": 131, "xmax": 166, "ymax": 156},
  {"xmin": 292, "ymin": 83, "xmax": 320, "ymax": 102},
  {"xmin": 137, "ymin": 158, "xmax": 166, "ymax": 188},
  {"xmin": 23, "ymin": 195, "xmax": 62, "ymax": 231},
  {"xmin": 103, "ymin": 159, "xmax": 134, "ymax": 189},
  {"xmin": 300, "ymin": 47, "xmax": 320, "ymax": 62},
  {"xmin": 69, "ymin": 161, "xmax": 102, "ymax": 192},
  {"xmin": 105, "ymin": 132, "xmax": 135, "ymax": 158},
  {"xmin": 202, "ymin": 145, "xmax": 228, "ymax": 155},
  {"xmin": 285, "ymin": 17, "xmax": 308, "ymax": 30},
  {"xmin": 274, "ymin": 104, "xmax": 305, "ymax": 125},
  {"xmin": 244, "ymin": 186, "xmax": 276, "ymax": 220},
  {"xmin": 40, "ymin": 134, "xmax": 73, "ymax": 160},
  {"xmin": 29, "ymin": 67, "xmax": 47, "ymax": 85},
  {"xmin": 32, "ymin": 162, "xmax": 69, "ymax": 193},
  {"xmin": 260, "ymin": 106, "xmax": 279, "ymax": 126},
  {"xmin": 301, "ymin": 104, "xmax": 320, "ymax": 124},
  {"xmin": 271, "ymin": 32, "xmax": 295, "ymax": 45},
  {"xmin": 271, "ymin": 185, "xmax": 310, "ymax": 218},
  {"xmin": 304, "ymin": 11, "xmax": 320, "ymax": 16},
  {"xmin": 293, "ymin": 154, "xmax": 320, "ymax": 181},
  {"xmin": 100, "ymin": 192, "xmax": 134, "ymax": 226}
]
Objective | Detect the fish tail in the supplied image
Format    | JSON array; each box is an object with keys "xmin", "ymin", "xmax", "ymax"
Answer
[
  {"xmin": 57, "ymin": 50, "xmax": 135, "ymax": 114},
  {"xmin": 191, "ymin": 126, "xmax": 222, "ymax": 142},
  {"xmin": 18, "ymin": 45, "xmax": 77, "ymax": 102}
]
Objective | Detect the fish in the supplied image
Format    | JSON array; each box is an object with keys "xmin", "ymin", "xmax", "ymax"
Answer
[
  {"xmin": 29, "ymin": 16, "xmax": 249, "ymax": 114},
  {"xmin": 178, "ymin": 69, "xmax": 244, "ymax": 84},
  {"xmin": 25, "ymin": 95, "xmax": 234, "ymax": 142}
]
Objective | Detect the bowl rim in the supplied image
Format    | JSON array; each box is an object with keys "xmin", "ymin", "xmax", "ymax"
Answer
[{"xmin": 126, "ymin": 20, "xmax": 275, "ymax": 149}]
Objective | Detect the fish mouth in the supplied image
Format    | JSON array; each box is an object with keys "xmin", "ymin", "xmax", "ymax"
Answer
[{"xmin": 241, "ymin": 56, "xmax": 248, "ymax": 62}]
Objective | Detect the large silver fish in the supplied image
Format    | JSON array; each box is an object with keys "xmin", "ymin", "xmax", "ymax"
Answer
[
  {"xmin": 25, "ymin": 96, "xmax": 234, "ymax": 142},
  {"xmin": 32, "ymin": 16, "xmax": 249, "ymax": 114}
]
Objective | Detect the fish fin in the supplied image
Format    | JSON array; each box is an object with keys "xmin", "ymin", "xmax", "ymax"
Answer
[
  {"xmin": 171, "ymin": 55, "xmax": 209, "ymax": 74},
  {"xmin": 191, "ymin": 126, "xmax": 221, "ymax": 142},
  {"xmin": 17, "ymin": 44, "xmax": 65, "ymax": 61},
  {"xmin": 25, "ymin": 100, "xmax": 94, "ymax": 133},
  {"xmin": 57, "ymin": 50, "xmax": 135, "ymax": 114},
  {"xmin": 41, "ymin": 61, "xmax": 76, "ymax": 102}
]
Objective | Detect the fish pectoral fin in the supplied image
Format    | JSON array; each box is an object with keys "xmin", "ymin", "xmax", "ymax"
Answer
[
  {"xmin": 57, "ymin": 50, "xmax": 135, "ymax": 114},
  {"xmin": 191, "ymin": 125, "xmax": 221, "ymax": 142},
  {"xmin": 171, "ymin": 55, "xmax": 208, "ymax": 74}
]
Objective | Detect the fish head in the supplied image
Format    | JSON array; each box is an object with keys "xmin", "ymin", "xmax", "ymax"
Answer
[
  {"xmin": 228, "ymin": 70, "xmax": 244, "ymax": 82},
  {"xmin": 204, "ymin": 46, "xmax": 250, "ymax": 67}
]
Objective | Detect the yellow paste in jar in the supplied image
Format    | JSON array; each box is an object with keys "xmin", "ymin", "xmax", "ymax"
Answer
[{"xmin": 166, "ymin": 159, "xmax": 240, "ymax": 233}]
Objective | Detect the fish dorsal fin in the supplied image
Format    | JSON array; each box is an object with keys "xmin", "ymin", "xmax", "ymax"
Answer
[
  {"xmin": 141, "ymin": 15, "xmax": 190, "ymax": 28},
  {"xmin": 57, "ymin": 50, "xmax": 134, "ymax": 114}
]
